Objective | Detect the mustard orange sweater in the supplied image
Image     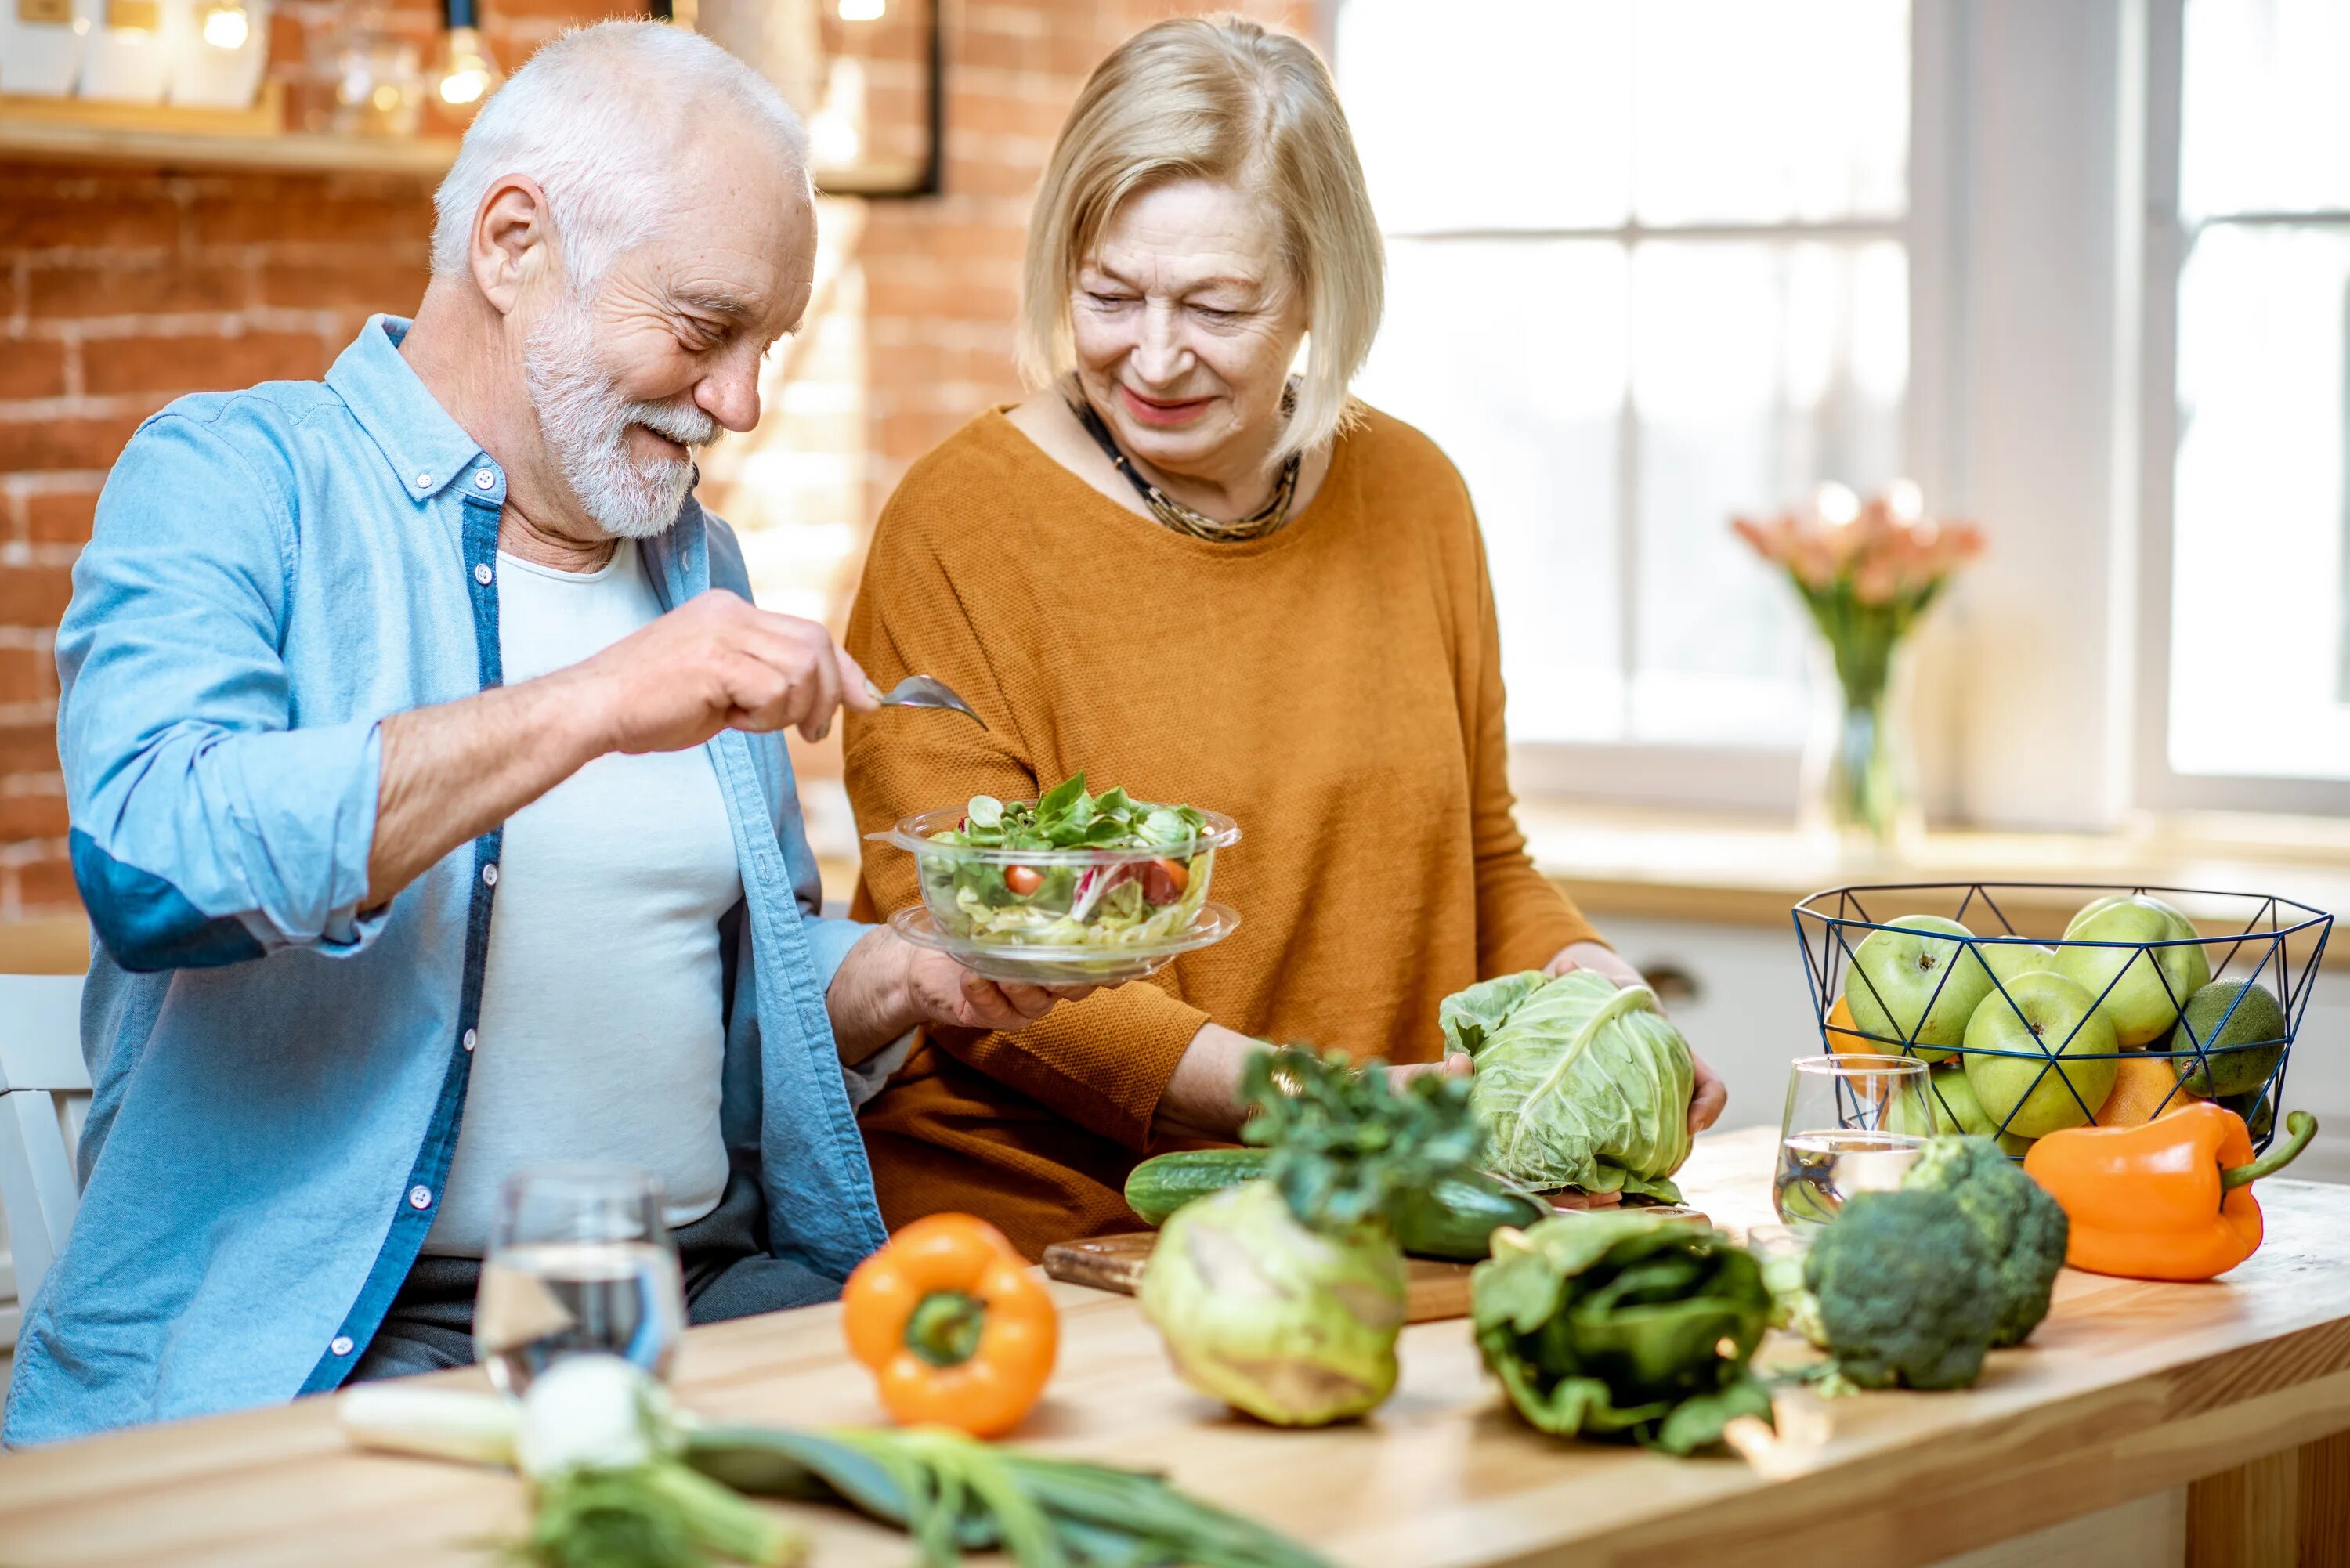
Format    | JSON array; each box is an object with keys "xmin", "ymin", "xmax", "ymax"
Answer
[{"xmin": 842, "ymin": 406, "xmax": 1600, "ymax": 1257}]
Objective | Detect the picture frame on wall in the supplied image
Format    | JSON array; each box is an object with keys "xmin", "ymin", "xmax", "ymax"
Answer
[{"xmin": 663, "ymin": 0, "xmax": 939, "ymax": 197}]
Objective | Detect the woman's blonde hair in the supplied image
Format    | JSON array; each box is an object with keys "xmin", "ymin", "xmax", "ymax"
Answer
[{"xmin": 1017, "ymin": 16, "xmax": 1385, "ymax": 465}]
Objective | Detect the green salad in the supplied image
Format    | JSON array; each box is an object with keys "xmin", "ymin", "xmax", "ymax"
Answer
[{"xmin": 922, "ymin": 772, "xmax": 1217, "ymax": 948}]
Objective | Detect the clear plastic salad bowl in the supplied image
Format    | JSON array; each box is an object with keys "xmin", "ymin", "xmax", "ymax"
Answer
[{"xmin": 870, "ymin": 801, "xmax": 1242, "ymax": 984}]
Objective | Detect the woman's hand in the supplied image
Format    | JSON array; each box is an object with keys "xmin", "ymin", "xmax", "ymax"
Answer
[
  {"xmin": 826, "ymin": 929, "xmax": 1100, "ymax": 1065},
  {"xmin": 1543, "ymin": 941, "xmax": 1728, "ymax": 1136},
  {"xmin": 1384, "ymin": 1053, "xmax": 1470, "ymax": 1094}
]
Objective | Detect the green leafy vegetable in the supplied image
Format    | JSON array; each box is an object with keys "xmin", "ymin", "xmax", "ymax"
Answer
[
  {"xmin": 922, "ymin": 772, "xmax": 1218, "ymax": 950},
  {"xmin": 931, "ymin": 771, "xmax": 1209, "ymax": 854},
  {"xmin": 1242, "ymin": 1046, "xmax": 1490, "ymax": 1233},
  {"xmin": 1440, "ymin": 970, "xmax": 1696, "ymax": 1199},
  {"xmin": 1137, "ymin": 1046, "xmax": 1486, "ymax": 1427},
  {"xmin": 1471, "ymin": 1211, "xmax": 1775, "ymax": 1454}
]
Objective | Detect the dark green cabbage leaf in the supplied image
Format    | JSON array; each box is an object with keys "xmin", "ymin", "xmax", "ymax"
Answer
[
  {"xmin": 1440, "ymin": 970, "xmax": 1694, "ymax": 1199},
  {"xmin": 1471, "ymin": 1211, "xmax": 1774, "ymax": 1455}
]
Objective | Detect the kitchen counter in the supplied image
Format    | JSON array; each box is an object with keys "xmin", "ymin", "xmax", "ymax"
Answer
[
  {"xmin": 4, "ymin": 1127, "xmax": 2345, "ymax": 1568},
  {"xmin": 1518, "ymin": 803, "xmax": 2350, "ymax": 959}
]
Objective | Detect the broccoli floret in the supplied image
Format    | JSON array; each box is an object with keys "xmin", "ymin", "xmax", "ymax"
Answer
[
  {"xmin": 1802, "ymin": 1189, "xmax": 1998, "ymax": 1390},
  {"xmin": 1901, "ymin": 1136, "xmax": 2069, "ymax": 1348}
]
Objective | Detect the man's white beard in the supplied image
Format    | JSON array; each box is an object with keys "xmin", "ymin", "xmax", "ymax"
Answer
[{"xmin": 522, "ymin": 293, "xmax": 718, "ymax": 540}]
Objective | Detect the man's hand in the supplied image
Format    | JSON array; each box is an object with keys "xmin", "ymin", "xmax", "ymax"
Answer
[
  {"xmin": 366, "ymin": 592, "xmax": 877, "ymax": 909},
  {"xmin": 1545, "ymin": 940, "xmax": 1729, "ymax": 1136},
  {"xmin": 826, "ymin": 927, "xmax": 1099, "ymax": 1066},
  {"xmin": 570, "ymin": 588, "xmax": 878, "ymax": 752}
]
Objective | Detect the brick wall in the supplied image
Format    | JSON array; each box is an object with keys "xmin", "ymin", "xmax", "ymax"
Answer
[{"xmin": 0, "ymin": 0, "xmax": 1309, "ymax": 921}]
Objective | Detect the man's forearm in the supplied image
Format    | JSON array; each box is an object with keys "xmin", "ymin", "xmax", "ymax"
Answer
[
  {"xmin": 366, "ymin": 670, "xmax": 606, "ymax": 907},
  {"xmin": 825, "ymin": 928, "xmax": 920, "ymax": 1066}
]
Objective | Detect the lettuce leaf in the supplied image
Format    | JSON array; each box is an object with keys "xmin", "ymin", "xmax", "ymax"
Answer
[{"xmin": 1440, "ymin": 970, "xmax": 1695, "ymax": 1199}]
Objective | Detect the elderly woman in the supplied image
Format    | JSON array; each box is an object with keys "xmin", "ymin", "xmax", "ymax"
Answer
[{"xmin": 843, "ymin": 17, "xmax": 1723, "ymax": 1256}]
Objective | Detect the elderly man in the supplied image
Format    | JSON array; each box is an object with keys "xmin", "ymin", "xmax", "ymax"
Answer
[{"xmin": 4, "ymin": 22, "xmax": 1055, "ymax": 1445}]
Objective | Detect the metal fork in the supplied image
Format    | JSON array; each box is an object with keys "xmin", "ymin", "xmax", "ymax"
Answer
[{"xmin": 866, "ymin": 674, "xmax": 987, "ymax": 729}]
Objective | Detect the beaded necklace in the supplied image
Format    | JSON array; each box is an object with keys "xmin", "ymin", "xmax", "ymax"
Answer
[{"xmin": 1067, "ymin": 390, "xmax": 1302, "ymax": 543}]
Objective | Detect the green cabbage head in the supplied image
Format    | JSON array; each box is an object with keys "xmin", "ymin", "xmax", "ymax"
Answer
[
  {"xmin": 1441, "ymin": 970, "xmax": 1695, "ymax": 1199},
  {"xmin": 1137, "ymin": 1180, "xmax": 1405, "ymax": 1426}
]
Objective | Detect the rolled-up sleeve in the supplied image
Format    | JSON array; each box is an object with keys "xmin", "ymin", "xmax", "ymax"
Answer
[{"xmin": 57, "ymin": 413, "xmax": 388, "ymax": 971}]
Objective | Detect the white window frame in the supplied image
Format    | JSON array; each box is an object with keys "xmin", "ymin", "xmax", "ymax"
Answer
[
  {"xmin": 1323, "ymin": 3, "xmax": 1954, "ymax": 814},
  {"xmin": 2131, "ymin": 0, "xmax": 2350, "ymax": 817}
]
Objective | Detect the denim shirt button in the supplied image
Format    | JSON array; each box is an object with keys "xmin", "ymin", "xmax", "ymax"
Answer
[
  {"xmin": 414, "ymin": 472, "xmax": 432, "ymax": 489},
  {"xmin": 462, "ymin": 1028, "xmax": 478, "ymax": 1052},
  {"xmin": 482, "ymin": 863, "xmax": 498, "ymax": 887},
  {"xmin": 475, "ymin": 469, "xmax": 497, "ymax": 490},
  {"xmin": 408, "ymin": 1185, "xmax": 433, "ymax": 1210},
  {"xmin": 330, "ymin": 1335, "xmax": 354, "ymax": 1356},
  {"xmin": 474, "ymin": 562, "xmax": 493, "ymax": 586}
]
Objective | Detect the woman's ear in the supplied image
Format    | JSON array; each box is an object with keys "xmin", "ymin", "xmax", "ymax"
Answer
[{"xmin": 468, "ymin": 175, "xmax": 554, "ymax": 315}]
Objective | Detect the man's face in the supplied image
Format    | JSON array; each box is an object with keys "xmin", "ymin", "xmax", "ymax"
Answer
[{"xmin": 522, "ymin": 121, "xmax": 817, "ymax": 539}]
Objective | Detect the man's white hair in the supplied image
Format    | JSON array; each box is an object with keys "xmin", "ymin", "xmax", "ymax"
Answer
[{"xmin": 429, "ymin": 20, "xmax": 810, "ymax": 289}]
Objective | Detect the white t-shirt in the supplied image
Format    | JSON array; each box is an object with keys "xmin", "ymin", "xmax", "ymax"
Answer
[{"xmin": 425, "ymin": 540, "xmax": 742, "ymax": 1255}]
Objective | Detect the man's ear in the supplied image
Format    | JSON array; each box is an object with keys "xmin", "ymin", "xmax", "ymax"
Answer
[{"xmin": 468, "ymin": 175, "xmax": 554, "ymax": 316}]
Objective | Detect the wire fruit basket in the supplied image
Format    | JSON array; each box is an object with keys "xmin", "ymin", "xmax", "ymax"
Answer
[{"xmin": 1792, "ymin": 883, "xmax": 2331, "ymax": 1157}]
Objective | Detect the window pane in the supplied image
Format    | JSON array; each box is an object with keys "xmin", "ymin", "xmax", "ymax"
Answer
[
  {"xmin": 1631, "ymin": 0, "xmax": 1908, "ymax": 226},
  {"xmin": 2169, "ymin": 225, "xmax": 2350, "ymax": 780},
  {"xmin": 2181, "ymin": 0, "xmax": 2350, "ymax": 220},
  {"xmin": 1632, "ymin": 240, "xmax": 1908, "ymax": 745},
  {"xmin": 1336, "ymin": 0, "xmax": 1630, "ymax": 233},
  {"xmin": 1354, "ymin": 240, "xmax": 1629, "ymax": 742}
]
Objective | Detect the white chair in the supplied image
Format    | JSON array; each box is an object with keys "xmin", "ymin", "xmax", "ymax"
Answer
[{"xmin": 0, "ymin": 974, "xmax": 89, "ymax": 1350}]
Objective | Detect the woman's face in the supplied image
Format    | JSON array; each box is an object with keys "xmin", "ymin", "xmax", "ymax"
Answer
[{"xmin": 1069, "ymin": 178, "xmax": 1307, "ymax": 484}]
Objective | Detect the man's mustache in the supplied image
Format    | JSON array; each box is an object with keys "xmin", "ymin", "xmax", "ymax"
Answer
[{"xmin": 629, "ymin": 397, "xmax": 718, "ymax": 450}]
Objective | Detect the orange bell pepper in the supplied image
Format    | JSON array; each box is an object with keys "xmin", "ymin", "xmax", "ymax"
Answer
[
  {"xmin": 2023, "ymin": 1103, "xmax": 2317, "ymax": 1281},
  {"xmin": 840, "ymin": 1212, "xmax": 1059, "ymax": 1437}
]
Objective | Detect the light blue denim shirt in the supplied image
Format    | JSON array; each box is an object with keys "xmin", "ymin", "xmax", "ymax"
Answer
[{"xmin": 5, "ymin": 316, "xmax": 891, "ymax": 1446}]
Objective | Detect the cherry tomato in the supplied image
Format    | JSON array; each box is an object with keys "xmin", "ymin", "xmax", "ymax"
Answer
[
  {"xmin": 1140, "ymin": 857, "xmax": 1190, "ymax": 904},
  {"xmin": 1003, "ymin": 865, "xmax": 1044, "ymax": 897}
]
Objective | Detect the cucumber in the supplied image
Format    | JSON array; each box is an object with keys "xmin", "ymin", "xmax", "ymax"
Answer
[
  {"xmin": 1391, "ymin": 1172, "xmax": 1549, "ymax": 1262},
  {"xmin": 1125, "ymin": 1148, "xmax": 1270, "ymax": 1225},
  {"xmin": 1124, "ymin": 1151, "xmax": 1547, "ymax": 1260}
]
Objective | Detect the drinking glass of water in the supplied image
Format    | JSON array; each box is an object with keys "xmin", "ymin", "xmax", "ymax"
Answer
[
  {"xmin": 1773, "ymin": 1055, "xmax": 1936, "ymax": 1228},
  {"xmin": 476, "ymin": 1165, "xmax": 687, "ymax": 1396}
]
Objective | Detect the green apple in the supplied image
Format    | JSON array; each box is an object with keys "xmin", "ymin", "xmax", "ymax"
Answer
[
  {"xmin": 1886, "ymin": 1064, "xmax": 1995, "ymax": 1139},
  {"xmin": 2171, "ymin": 980, "xmax": 2287, "ymax": 1098},
  {"xmin": 1841, "ymin": 914, "xmax": 1994, "ymax": 1064},
  {"xmin": 1969, "ymin": 940, "xmax": 2058, "ymax": 990},
  {"xmin": 2054, "ymin": 895, "xmax": 2211, "ymax": 1047},
  {"xmin": 1963, "ymin": 970, "xmax": 2120, "ymax": 1139}
]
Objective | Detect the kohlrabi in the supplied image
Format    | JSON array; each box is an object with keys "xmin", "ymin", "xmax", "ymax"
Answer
[{"xmin": 1137, "ymin": 1046, "xmax": 1487, "ymax": 1427}]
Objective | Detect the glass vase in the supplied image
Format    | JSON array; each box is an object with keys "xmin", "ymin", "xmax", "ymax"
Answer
[{"xmin": 1800, "ymin": 638, "xmax": 1922, "ymax": 852}]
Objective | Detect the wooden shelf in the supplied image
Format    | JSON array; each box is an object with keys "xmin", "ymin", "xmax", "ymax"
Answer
[{"xmin": 0, "ymin": 89, "xmax": 456, "ymax": 176}]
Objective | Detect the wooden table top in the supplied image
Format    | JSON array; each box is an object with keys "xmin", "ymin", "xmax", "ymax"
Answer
[{"xmin": 5, "ymin": 1126, "xmax": 2350, "ymax": 1568}]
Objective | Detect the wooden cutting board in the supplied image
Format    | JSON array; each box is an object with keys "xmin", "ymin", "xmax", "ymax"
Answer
[{"xmin": 1043, "ymin": 1200, "xmax": 1712, "ymax": 1324}]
